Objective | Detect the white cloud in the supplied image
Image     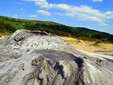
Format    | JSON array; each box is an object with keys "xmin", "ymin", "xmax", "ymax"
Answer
[
  {"xmin": 55, "ymin": 4, "xmax": 71, "ymax": 10},
  {"xmin": 24, "ymin": 0, "xmax": 113, "ymax": 22},
  {"xmin": 55, "ymin": 5, "xmax": 105, "ymax": 22},
  {"xmin": 105, "ymin": 11, "xmax": 113, "ymax": 15},
  {"xmin": 29, "ymin": 15, "xmax": 37, "ymax": 18},
  {"xmin": 98, "ymin": 23, "xmax": 108, "ymax": 26},
  {"xmin": 65, "ymin": 13, "xmax": 74, "ymax": 17},
  {"xmin": 12, "ymin": 15, "xmax": 18, "ymax": 18},
  {"xmin": 105, "ymin": 11, "xmax": 113, "ymax": 19},
  {"xmin": 55, "ymin": 12, "xmax": 64, "ymax": 15},
  {"xmin": 92, "ymin": 0, "xmax": 103, "ymax": 2},
  {"xmin": 37, "ymin": 10, "xmax": 51, "ymax": 16},
  {"xmin": 24, "ymin": 0, "xmax": 55, "ymax": 9},
  {"xmin": 81, "ymin": 16, "xmax": 103, "ymax": 22}
]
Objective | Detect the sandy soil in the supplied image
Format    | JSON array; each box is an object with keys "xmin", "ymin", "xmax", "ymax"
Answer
[
  {"xmin": 0, "ymin": 35, "xmax": 8, "ymax": 39},
  {"xmin": 60, "ymin": 36, "xmax": 113, "ymax": 56}
]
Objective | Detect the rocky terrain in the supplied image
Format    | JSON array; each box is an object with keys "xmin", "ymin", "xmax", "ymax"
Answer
[{"xmin": 0, "ymin": 29, "xmax": 113, "ymax": 85}]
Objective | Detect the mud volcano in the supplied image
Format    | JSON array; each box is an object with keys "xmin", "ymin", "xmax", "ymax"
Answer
[{"xmin": 0, "ymin": 30, "xmax": 113, "ymax": 85}]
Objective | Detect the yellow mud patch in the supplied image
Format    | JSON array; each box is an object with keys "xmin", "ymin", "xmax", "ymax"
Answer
[{"xmin": 60, "ymin": 36, "xmax": 113, "ymax": 55}]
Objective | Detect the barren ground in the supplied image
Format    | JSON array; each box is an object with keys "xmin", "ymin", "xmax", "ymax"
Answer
[
  {"xmin": 0, "ymin": 35, "xmax": 8, "ymax": 39},
  {"xmin": 60, "ymin": 36, "xmax": 113, "ymax": 56}
]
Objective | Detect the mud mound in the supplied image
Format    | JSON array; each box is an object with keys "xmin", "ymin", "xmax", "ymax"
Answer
[{"xmin": 0, "ymin": 30, "xmax": 113, "ymax": 85}]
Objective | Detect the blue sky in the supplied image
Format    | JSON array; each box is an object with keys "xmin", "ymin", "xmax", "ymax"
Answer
[{"xmin": 0, "ymin": 0, "xmax": 113, "ymax": 34}]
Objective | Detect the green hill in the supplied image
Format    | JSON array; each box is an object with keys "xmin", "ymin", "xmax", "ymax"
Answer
[{"xmin": 0, "ymin": 16, "xmax": 113, "ymax": 43}]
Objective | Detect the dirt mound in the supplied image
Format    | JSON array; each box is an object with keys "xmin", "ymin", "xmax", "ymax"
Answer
[{"xmin": 0, "ymin": 30, "xmax": 113, "ymax": 85}]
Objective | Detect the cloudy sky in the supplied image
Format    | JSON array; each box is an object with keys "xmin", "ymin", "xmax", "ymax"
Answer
[{"xmin": 0, "ymin": 0, "xmax": 113, "ymax": 34}]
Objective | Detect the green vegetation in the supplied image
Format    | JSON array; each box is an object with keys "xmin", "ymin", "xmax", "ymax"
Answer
[{"xmin": 0, "ymin": 16, "xmax": 113, "ymax": 43}]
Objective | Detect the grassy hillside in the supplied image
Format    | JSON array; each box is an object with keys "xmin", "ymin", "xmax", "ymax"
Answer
[{"xmin": 0, "ymin": 16, "xmax": 113, "ymax": 43}]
